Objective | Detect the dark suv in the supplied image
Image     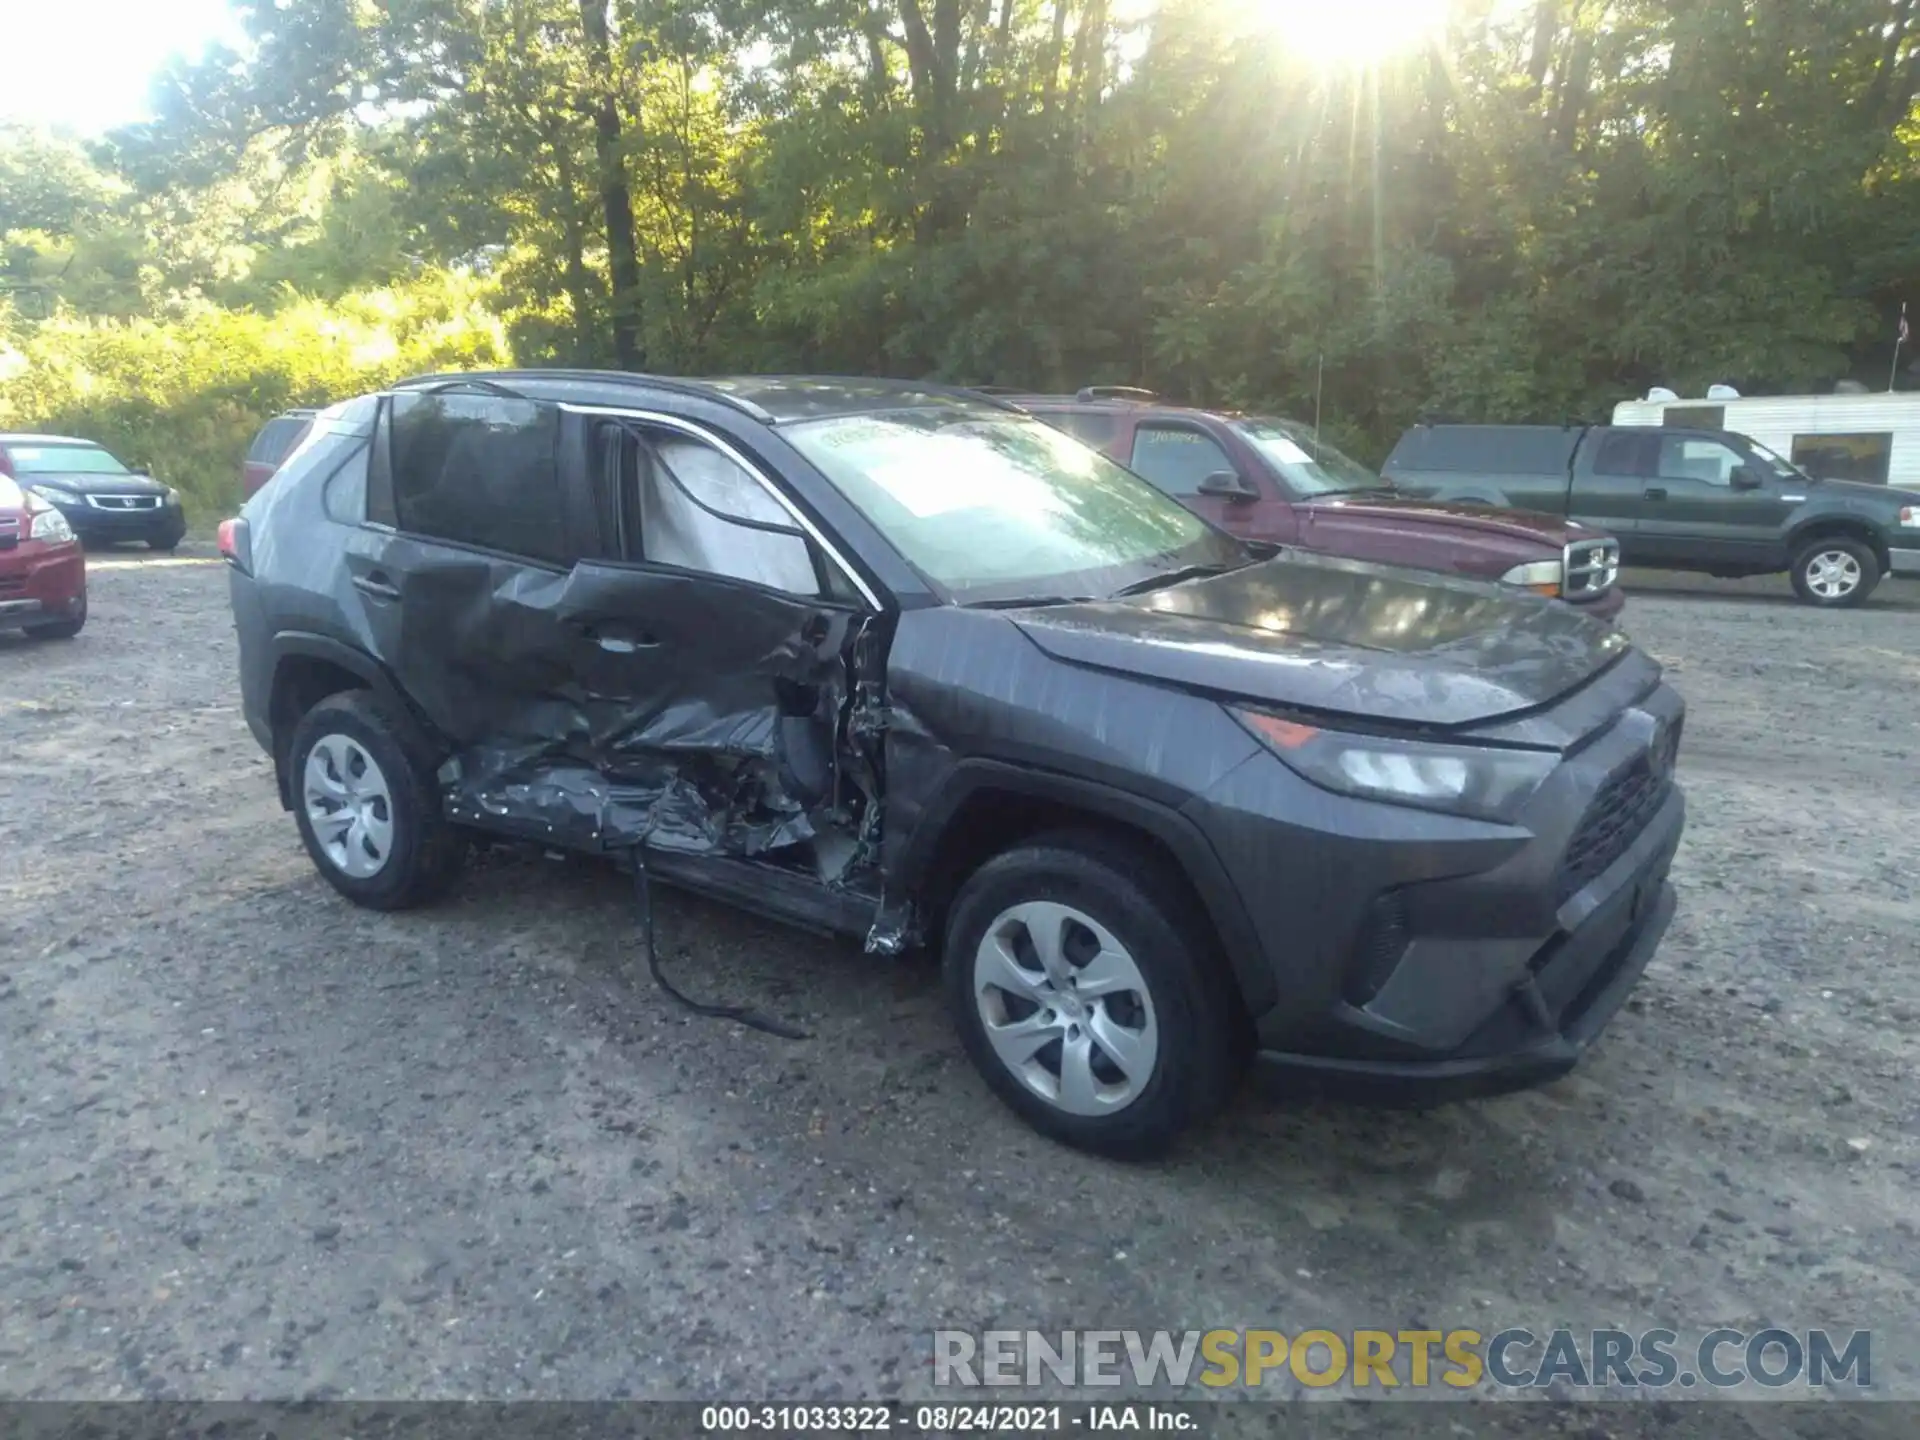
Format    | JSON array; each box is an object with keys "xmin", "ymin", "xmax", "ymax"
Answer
[{"xmin": 223, "ymin": 371, "xmax": 1686, "ymax": 1157}]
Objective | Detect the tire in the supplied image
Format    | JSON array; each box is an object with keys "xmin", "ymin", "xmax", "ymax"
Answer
[
  {"xmin": 942, "ymin": 830, "xmax": 1247, "ymax": 1159},
  {"xmin": 1789, "ymin": 537, "xmax": 1880, "ymax": 608},
  {"xmin": 25, "ymin": 591, "xmax": 86, "ymax": 641},
  {"xmin": 148, "ymin": 537, "xmax": 182, "ymax": 553},
  {"xmin": 288, "ymin": 690, "xmax": 465, "ymax": 910}
]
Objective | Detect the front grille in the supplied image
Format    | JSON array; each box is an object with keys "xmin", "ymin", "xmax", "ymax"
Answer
[
  {"xmin": 84, "ymin": 493, "xmax": 162, "ymax": 511},
  {"xmin": 1555, "ymin": 730, "xmax": 1678, "ymax": 904},
  {"xmin": 1563, "ymin": 537, "xmax": 1620, "ymax": 599},
  {"xmin": 0, "ymin": 516, "xmax": 17, "ymax": 550},
  {"xmin": 0, "ymin": 574, "xmax": 26, "ymax": 595}
]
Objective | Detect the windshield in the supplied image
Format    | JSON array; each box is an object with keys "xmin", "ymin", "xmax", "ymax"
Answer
[
  {"xmin": 786, "ymin": 410, "xmax": 1242, "ymax": 603},
  {"xmin": 1232, "ymin": 418, "xmax": 1383, "ymax": 496},
  {"xmin": 6, "ymin": 443, "xmax": 131, "ymax": 476}
]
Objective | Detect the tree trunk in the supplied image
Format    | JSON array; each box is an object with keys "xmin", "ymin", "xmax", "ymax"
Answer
[
  {"xmin": 579, "ymin": 0, "xmax": 643, "ymax": 370},
  {"xmin": 549, "ymin": 130, "xmax": 603, "ymax": 363}
]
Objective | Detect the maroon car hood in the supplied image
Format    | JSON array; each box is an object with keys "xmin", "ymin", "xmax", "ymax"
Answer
[{"xmin": 1303, "ymin": 493, "xmax": 1591, "ymax": 545}]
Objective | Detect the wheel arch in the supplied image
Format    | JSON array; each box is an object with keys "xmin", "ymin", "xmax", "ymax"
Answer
[
  {"xmin": 267, "ymin": 634, "xmax": 444, "ymax": 807},
  {"xmin": 1786, "ymin": 518, "xmax": 1889, "ymax": 573},
  {"xmin": 892, "ymin": 760, "xmax": 1277, "ymax": 1020}
]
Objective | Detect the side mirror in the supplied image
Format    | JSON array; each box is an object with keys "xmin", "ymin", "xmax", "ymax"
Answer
[
  {"xmin": 1729, "ymin": 465, "xmax": 1763, "ymax": 491},
  {"xmin": 132, "ymin": 465, "xmax": 152, "ymax": 476},
  {"xmin": 1197, "ymin": 470, "xmax": 1255, "ymax": 501}
]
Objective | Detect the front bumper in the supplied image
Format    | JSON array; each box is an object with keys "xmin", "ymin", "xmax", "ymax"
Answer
[
  {"xmin": 1187, "ymin": 665, "xmax": 1684, "ymax": 1103},
  {"xmin": 1889, "ymin": 545, "xmax": 1920, "ymax": 578},
  {"xmin": 0, "ymin": 536, "xmax": 87, "ymax": 625},
  {"xmin": 52, "ymin": 499, "xmax": 187, "ymax": 546},
  {"xmin": 1566, "ymin": 584, "xmax": 1626, "ymax": 623}
]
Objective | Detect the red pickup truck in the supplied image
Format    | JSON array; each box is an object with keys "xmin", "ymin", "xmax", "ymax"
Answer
[
  {"xmin": 1011, "ymin": 391, "xmax": 1624, "ymax": 622},
  {"xmin": 0, "ymin": 472, "xmax": 87, "ymax": 639}
]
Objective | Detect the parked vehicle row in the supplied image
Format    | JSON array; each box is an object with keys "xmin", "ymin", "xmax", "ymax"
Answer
[
  {"xmin": 1382, "ymin": 421, "xmax": 1920, "ymax": 607},
  {"xmin": 221, "ymin": 371, "xmax": 1686, "ymax": 1158},
  {"xmin": 1006, "ymin": 389, "xmax": 1625, "ymax": 623}
]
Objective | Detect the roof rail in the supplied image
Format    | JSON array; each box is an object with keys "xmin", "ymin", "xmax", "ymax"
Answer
[
  {"xmin": 392, "ymin": 368, "xmax": 778, "ymax": 423},
  {"xmin": 1076, "ymin": 385, "xmax": 1159, "ymax": 403}
]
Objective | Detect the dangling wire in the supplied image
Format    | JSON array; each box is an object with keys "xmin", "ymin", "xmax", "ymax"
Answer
[{"xmin": 632, "ymin": 846, "xmax": 809, "ymax": 1040}]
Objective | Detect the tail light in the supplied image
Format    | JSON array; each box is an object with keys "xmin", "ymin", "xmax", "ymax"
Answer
[{"xmin": 217, "ymin": 516, "xmax": 253, "ymax": 574}]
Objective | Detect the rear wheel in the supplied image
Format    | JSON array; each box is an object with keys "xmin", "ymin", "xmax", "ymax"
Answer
[
  {"xmin": 288, "ymin": 690, "xmax": 465, "ymax": 910},
  {"xmin": 1790, "ymin": 537, "xmax": 1880, "ymax": 607},
  {"xmin": 943, "ymin": 831, "xmax": 1246, "ymax": 1158}
]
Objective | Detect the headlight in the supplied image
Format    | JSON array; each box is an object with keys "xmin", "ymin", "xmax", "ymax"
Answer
[
  {"xmin": 1232, "ymin": 708, "xmax": 1558, "ymax": 822},
  {"xmin": 31, "ymin": 484, "xmax": 80, "ymax": 505},
  {"xmin": 1900, "ymin": 505, "xmax": 1920, "ymax": 528},
  {"xmin": 29, "ymin": 506, "xmax": 75, "ymax": 543},
  {"xmin": 1500, "ymin": 559, "xmax": 1563, "ymax": 597}
]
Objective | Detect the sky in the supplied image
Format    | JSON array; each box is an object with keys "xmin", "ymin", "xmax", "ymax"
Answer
[{"xmin": 2, "ymin": 0, "xmax": 247, "ymax": 135}]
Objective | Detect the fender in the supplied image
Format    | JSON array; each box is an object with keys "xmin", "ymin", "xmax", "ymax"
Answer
[
  {"xmin": 1783, "ymin": 516, "xmax": 1888, "ymax": 568},
  {"xmin": 893, "ymin": 757, "xmax": 1278, "ymax": 1018}
]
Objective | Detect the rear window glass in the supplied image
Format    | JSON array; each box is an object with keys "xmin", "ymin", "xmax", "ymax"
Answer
[
  {"xmin": 388, "ymin": 392, "xmax": 569, "ymax": 564},
  {"xmin": 5, "ymin": 444, "xmax": 130, "ymax": 475},
  {"xmin": 1035, "ymin": 410, "xmax": 1122, "ymax": 451},
  {"xmin": 248, "ymin": 416, "xmax": 312, "ymax": 464},
  {"xmin": 1386, "ymin": 426, "xmax": 1579, "ymax": 475}
]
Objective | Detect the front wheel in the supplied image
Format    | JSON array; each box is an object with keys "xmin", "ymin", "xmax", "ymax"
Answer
[
  {"xmin": 943, "ymin": 831, "xmax": 1247, "ymax": 1159},
  {"xmin": 288, "ymin": 690, "xmax": 465, "ymax": 910},
  {"xmin": 25, "ymin": 591, "xmax": 86, "ymax": 641},
  {"xmin": 1789, "ymin": 537, "xmax": 1880, "ymax": 608}
]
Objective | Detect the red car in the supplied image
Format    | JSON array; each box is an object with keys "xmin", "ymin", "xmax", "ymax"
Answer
[
  {"xmin": 241, "ymin": 409, "xmax": 317, "ymax": 501},
  {"xmin": 0, "ymin": 472, "xmax": 87, "ymax": 639},
  {"xmin": 1013, "ymin": 390, "xmax": 1625, "ymax": 622}
]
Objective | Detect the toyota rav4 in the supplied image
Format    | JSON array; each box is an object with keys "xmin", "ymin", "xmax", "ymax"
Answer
[{"xmin": 222, "ymin": 371, "xmax": 1686, "ymax": 1157}]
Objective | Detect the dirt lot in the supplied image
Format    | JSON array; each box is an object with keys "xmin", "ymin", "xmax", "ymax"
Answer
[{"xmin": 2, "ymin": 554, "xmax": 1917, "ymax": 1426}]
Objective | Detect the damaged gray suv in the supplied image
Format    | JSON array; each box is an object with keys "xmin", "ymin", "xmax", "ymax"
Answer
[{"xmin": 223, "ymin": 372, "xmax": 1686, "ymax": 1157}]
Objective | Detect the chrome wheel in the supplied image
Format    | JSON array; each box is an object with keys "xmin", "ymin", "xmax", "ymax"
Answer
[
  {"xmin": 971, "ymin": 901, "xmax": 1159, "ymax": 1116},
  {"xmin": 303, "ymin": 733, "xmax": 395, "ymax": 879},
  {"xmin": 1804, "ymin": 548, "xmax": 1863, "ymax": 601}
]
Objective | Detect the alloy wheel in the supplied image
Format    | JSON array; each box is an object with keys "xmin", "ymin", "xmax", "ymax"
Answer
[
  {"xmin": 971, "ymin": 900, "xmax": 1159, "ymax": 1116},
  {"xmin": 303, "ymin": 733, "xmax": 396, "ymax": 879},
  {"xmin": 1804, "ymin": 549, "xmax": 1863, "ymax": 601}
]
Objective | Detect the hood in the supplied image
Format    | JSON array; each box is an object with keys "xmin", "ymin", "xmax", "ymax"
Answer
[
  {"xmin": 24, "ymin": 471, "xmax": 168, "ymax": 498},
  {"xmin": 1010, "ymin": 552, "xmax": 1632, "ymax": 730},
  {"xmin": 1803, "ymin": 476, "xmax": 1920, "ymax": 507},
  {"xmin": 1301, "ymin": 492, "xmax": 1590, "ymax": 545}
]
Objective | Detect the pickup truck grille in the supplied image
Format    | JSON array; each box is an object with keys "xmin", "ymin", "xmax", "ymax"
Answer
[
  {"xmin": 1555, "ymin": 719, "xmax": 1681, "ymax": 905},
  {"xmin": 1563, "ymin": 537, "xmax": 1620, "ymax": 599},
  {"xmin": 0, "ymin": 516, "xmax": 17, "ymax": 550}
]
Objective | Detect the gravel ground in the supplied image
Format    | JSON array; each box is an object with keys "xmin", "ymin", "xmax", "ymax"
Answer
[{"xmin": 1, "ymin": 553, "xmax": 1916, "ymax": 1430}]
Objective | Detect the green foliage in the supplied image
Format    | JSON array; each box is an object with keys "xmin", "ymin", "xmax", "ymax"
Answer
[
  {"xmin": 0, "ymin": 273, "xmax": 509, "ymax": 525},
  {"xmin": 4, "ymin": 0, "xmax": 1920, "ymax": 492}
]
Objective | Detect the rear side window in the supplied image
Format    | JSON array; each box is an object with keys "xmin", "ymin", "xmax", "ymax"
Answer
[
  {"xmin": 1386, "ymin": 426, "xmax": 1579, "ymax": 475},
  {"xmin": 388, "ymin": 392, "xmax": 569, "ymax": 565},
  {"xmin": 1129, "ymin": 425, "xmax": 1235, "ymax": 496},
  {"xmin": 1592, "ymin": 431, "xmax": 1659, "ymax": 477},
  {"xmin": 247, "ymin": 416, "xmax": 309, "ymax": 464},
  {"xmin": 1041, "ymin": 410, "xmax": 1122, "ymax": 452}
]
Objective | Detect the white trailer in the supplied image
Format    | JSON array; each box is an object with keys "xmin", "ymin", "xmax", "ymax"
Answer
[{"xmin": 1611, "ymin": 389, "xmax": 1920, "ymax": 488}]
